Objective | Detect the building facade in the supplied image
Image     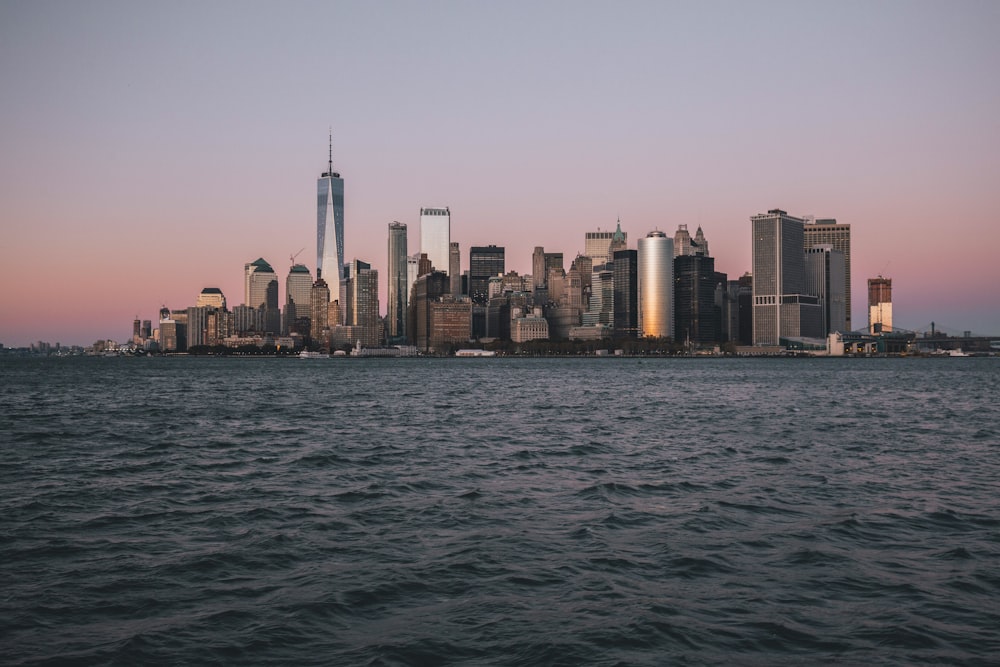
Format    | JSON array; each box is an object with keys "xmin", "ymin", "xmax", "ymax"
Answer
[
  {"xmin": 469, "ymin": 245, "xmax": 505, "ymax": 305},
  {"xmin": 420, "ymin": 207, "xmax": 450, "ymax": 276},
  {"xmin": 612, "ymin": 249, "xmax": 639, "ymax": 338},
  {"xmin": 804, "ymin": 245, "xmax": 846, "ymax": 335},
  {"xmin": 637, "ymin": 230, "xmax": 674, "ymax": 338},
  {"xmin": 674, "ymin": 254, "xmax": 718, "ymax": 345},
  {"xmin": 388, "ymin": 222, "xmax": 408, "ymax": 340},
  {"xmin": 803, "ymin": 218, "xmax": 851, "ymax": 331},
  {"xmin": 317, "ymin": 139, "xmax": 345, "ymax": 311},
  {"xmin": 244, "ymin": 258, "xmax": 280, "ymax": 333},
  {"xmin": 284, "ymin": 264, "xmax": 312, "ymax": 334},
  {"xmin": 196, "ymin": 287, "xmax": 226, "ymax": 310},
  {"xmin": 752, "ymin": 209, "xmax": 823, "ymax": 345},
  {"xmin": 449, "ymin": 242, "xmax": 462, "ymax": 298},
  {"xmin": 344, "ymin": 259, "xmax": 381, "ymax": 347},
  {"xmin": 868, "ymin": 276, "xmax": 892, "ymax": 333}
]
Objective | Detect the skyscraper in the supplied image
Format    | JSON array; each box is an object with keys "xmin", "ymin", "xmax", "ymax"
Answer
[
  {"xmin": 317, "ymin": 134, "xmax": 345, "ymax": 311},
  {"xmin": 612, "ymin": 249, "xmax": 638, "ymax": 338},
  {"xmin": 196, "ymin": 287, "xmax": 226, "ymax": 310},
  {"xmin": 245, "ymin": 258, "xmax": 280, "ymax": 333},
  {"xmin": 388, "ymin": 222, "xmax": 408, "ymax": 340},
  {"xmin": 310, "ymin": 277, "xmax": 330, "ymax": 348},
  {"xmin": 804, "ymin": 218, "xmax": 851, "ymax": 330},
  {"xmin": 469, "ymin": 245, "xmax": 505, "ymax": 305},
  {"xmin": 532, "ymin": 247, "xmax": 546, "ymax": 289},
  {"xmin": 804, "ymin": 245, "xmax": 846, "ymax": 335},
  {"xmin": 285, "ymin": 264, "xmax": 313, "ymax": 334},
  {"xmin": 674, "ymin": 224, "xmax": 709, "ymax": 257},
  {"xmin": 673, "ymin": 254, "xmax": 718, "ymax": 344},
  {"xmin": 449, "ymin": 242, "xmax": 462, "ymax": 298},
  {"xmin": 751, "ymin": 209, "xmax": 822, "ymax": 345},
  {"xmin": 638, "ymin": 230, "xmax": 674, "ymax": 338},
  {"xmin": 868, "ymin": 276, "xmax": 892, "ymax": 333},
  {"xmin": 585, "ymin": 220, "xmax": 627, "ymax": 264},
  {"xmin": 420, "ymin": 207, "xmax": 450, "ymax": 275},
  {"xmin": 344, "ymin": 259, "xmax": 381, "ymax": 347}
]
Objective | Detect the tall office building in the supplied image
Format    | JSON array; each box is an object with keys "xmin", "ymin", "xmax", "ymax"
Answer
[
  {"xmin": 585, "ymin": 220, "xmax": 627, "ymax": 264},
  {"xmin": 285, "ymin": 264, "xmax": 313, "ymax": 334},
  {"xmin": 196, "ymin": 287, "xmax": 227, "ymax": 310},
  {"xmin": 674, "ymin": 224, "xmax": 709, "ymax": 257},
  {"xmin": 449, "ymin": 242, "xmax": 462, "ymax": 297},
  {"xmin": 532, "ymin": 247, "xmax": 546, "ymax": 289},
  {"xmin": 420, "ymin": 207, "xmax": 450, "ymax": 275},
  {"xmin": 245, "ymin": 258, "xmax": 280, "ymax": 332},
  {"xmin": 317, "ymin": 134, "xmax": 345, "ymax": 310},
  {"xmin": 751, "ymin": 209, "xmax": 822, "ymax": 345},
  {"xmin": 344, "ymin": 259, "xmax": 381, "ymax": 346},
  {"xmin": 310, "ymin": 278, "xmax": 331, "ymax": 340},
  {"xmin": 612, "ymin": 249, "xmax": 639, "ymax": 338},
  {"xmin": 804, "ymin": 218, "xmax": 851, "ymax": 331},
  {"xmin": 388, "ymin": 222, "xmax": 408, "ymax": 340},
  {"xmin": 868, "ymin": 276, "xmax": 892, "ymax": 333},
  {"xmin": 638, "ymin": 231, "xmax": 674, "ymax": 338},
  {"xmin": 804, "ymin": 245, "xmax": 846, "ymax": 335},
  {"xmin": 469, "ymin": 245, "xmax": 505, "ymax": 305},
  {"xmin": 674, "ymin": 254, "xmax": 718, "ymax": 344}
]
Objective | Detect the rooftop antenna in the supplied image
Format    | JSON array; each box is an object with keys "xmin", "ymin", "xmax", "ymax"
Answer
[{"xmin": 328, "ymin": 127, "xmax": 333, "ymax": 174}]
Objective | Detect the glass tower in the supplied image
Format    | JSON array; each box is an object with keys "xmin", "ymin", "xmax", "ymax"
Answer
[
  {"xmin": 469, "ymin": 245, "xmax": 505, "ymax": 305},
  {"xmin": 317, "ymin": 136, "xmax": 345, "ymax": 315},
  {"xmin": 638, "ymin": 231, "xmax": 674, "ymax": 338},
  {"xmin": 387, "ymin": 222, "xmax": 408, "ymax": 340}
]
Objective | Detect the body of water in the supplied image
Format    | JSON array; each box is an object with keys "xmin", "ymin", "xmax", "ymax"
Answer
[{"xmin": 2, "ymin": 356, "xmax": 999, "ymax": 665}]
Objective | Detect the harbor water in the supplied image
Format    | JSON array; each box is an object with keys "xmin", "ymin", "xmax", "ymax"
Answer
[{"xmin": 2, "ymin": 356, "xmax": 999, "ymax": 665}]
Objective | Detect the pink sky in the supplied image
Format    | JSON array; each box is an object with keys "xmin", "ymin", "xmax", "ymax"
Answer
[{"xmin": 2, "ymin": 1, "xmax": 999, "ymax": 346}]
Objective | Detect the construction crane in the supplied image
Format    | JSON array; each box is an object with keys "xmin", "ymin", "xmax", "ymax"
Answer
[{"xmin": 290, "ymin": 247, "xmax": 305, "ymax": 267}]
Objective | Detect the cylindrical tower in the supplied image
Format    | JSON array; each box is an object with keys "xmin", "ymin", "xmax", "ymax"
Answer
[{"xmin": 638, "ymin": 230, "xmax": 674, "ymax": 338}]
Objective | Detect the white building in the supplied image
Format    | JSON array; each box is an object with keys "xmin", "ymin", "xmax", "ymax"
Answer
[{"xmin": 420, "ymin": 207, "xmax": 451, "ymax": 276}]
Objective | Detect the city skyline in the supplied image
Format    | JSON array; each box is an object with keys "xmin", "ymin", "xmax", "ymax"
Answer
[{"xmin": 2, "ymin": 2, "xmax": 999, "ymax": 347}]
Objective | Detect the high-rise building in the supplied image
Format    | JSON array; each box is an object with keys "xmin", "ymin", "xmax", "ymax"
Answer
[
  {"xmin": 638, "ymin": 230, "xmax": 674, "ymax": 338},
  {"xmin": 532, "ymin": 247, "xmax": 546, "ymax": 289},
  {"xmin": 420, "ymin": 207, "xmax": 450, "ymax": 276},
  {"xmin": 804, "ymin": 245, "xmax": 846, "ymax": 335},
  {"xmin": 674, "ymin": 224, "xmax": 709, "ymax": 257},
  {"xmin": 388, "ymin": 222, "xmax": 408, "ymax": 340},
  {"xmin": 613, "ymin": 249, "xmax": 639, "ymax": 338},
  {"xmin": 284, "ymin": 264, "xmax": 313, "ymax": 334},
  {"xmin": 343, "ymin": 259, "xmax": 381, "ymax": 347},
  {"xmin": 317, "ymin": 135, "xmax": 345, "ymax": 311},
  {"xmin": 674, "ymin": 254, "xmax": 718, "ymax": 344},
  {"xmin": 469, "ymin": 245, "xmax": 505, "ymax": 305},
  {"xmin": 410, "ymin": 270, "xmax": 450, "ymax": 350},
  {"xmin": 244, "ymin": 258, "xmax": 280, "ymax": 333},
  {"xmin": 751, "ymin": 209, "xmax": 822, "ymax": 345},
  {"xmin": 449, "ymin": 242, "xmax": 462, "ymax": 298},
  {"xmin": 232, "ymin": 304, "xmax": 264, "ymax": 335},
  {"xmin": 196, "ymin": 287, "xmax": 227, "ymax": 310},
  {"xmin": 310, "ymin": 278, "xmax": 331, "ymax": 345},
  {"xmin": 868, "ymin": 276, "xmax": 892, "ymax": 333},
  {"xmin": 585, "ymin": 221, "xmax": 627, "ymax": 264},
  {"xmin": 804, "ymin": 218, "xmax": 851, "ymax": 331}
]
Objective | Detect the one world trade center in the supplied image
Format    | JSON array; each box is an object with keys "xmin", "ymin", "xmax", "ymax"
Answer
[{"xmin": 317, "ymin": 133, "xmax": 345, "ymax": 319}]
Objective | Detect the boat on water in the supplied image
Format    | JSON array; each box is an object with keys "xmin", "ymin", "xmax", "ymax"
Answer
[{"xmin": 298, "ymin": 351, "xmax": 330, "ymax": 359}]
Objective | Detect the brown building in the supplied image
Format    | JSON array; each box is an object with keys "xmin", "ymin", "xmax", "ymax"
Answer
[{"xmin": 429, "ymin": 299, "xmax": 472, "ymax": 352}]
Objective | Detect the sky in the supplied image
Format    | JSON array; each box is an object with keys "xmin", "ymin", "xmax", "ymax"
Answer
[{"xmin": 1, "ymin": 0, "xmax": 999, "ymax": 347}]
